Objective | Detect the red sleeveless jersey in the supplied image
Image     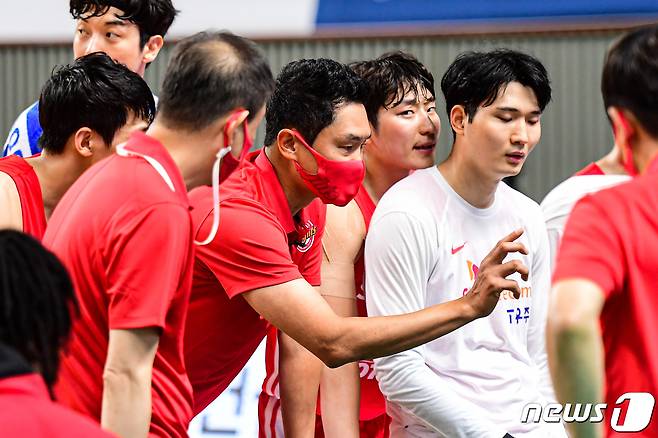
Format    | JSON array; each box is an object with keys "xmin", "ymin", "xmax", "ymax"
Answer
[
  {"xmin": 0, "ymin": 155, "xmax": 46, "ymax": 239},
  {"xmin": 351, "ymin": 185, "xmax": 387, "ymax": 421}
]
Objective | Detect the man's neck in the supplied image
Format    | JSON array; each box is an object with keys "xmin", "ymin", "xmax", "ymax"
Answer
[
  {"xmin": 265, "ymin": 146, "xmax": 315, "ymax": 217},
  {"xmin": 595, "ymin": 146, "xmax": 626, "ymax": 175},
  {"xmin": 437, "ymin": 152, "xmax": 500, "ymax": 209},
  {"xmin": 26, "ymin": 153, "xmax": 87, "ymax": 219},
  {"xmin": 147, "ymin": 121, "xmax": 212, "ymax": 192},
  {"xmin": 362, "ymin": 153, "xmax": 410, "ymax": 205}
]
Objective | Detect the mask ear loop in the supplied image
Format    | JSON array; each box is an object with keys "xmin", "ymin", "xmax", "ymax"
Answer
[
  {"xmin": 195, "ymin": 110, "xmax": 248, "ymax": 246},
  {"xmin": 194, "ymin": 146, "xmax": 232, "ymax": 246}
]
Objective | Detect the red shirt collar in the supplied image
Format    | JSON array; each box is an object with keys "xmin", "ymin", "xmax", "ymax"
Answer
[
  {"xmin": 121, "ymin": 132, "xmax": 188, "ymax": 201},
  {"xmin": 253, "ymin": 149, "xmax": 296, "ymax": 234},
  {"xmin": 0, "ymin": 373, "xmax": 50, "ymax": 400}
]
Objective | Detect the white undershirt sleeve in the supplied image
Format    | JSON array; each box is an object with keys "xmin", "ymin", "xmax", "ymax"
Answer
[{"xmin": 365, "ymin": 211, "xmax": 505, "ymax": 438}]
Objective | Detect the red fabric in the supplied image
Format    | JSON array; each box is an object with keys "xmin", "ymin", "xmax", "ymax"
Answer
[
  {"xmin": 0, "ymin": 373, "xmax": 115, "ymax": 437},
  {"xmin": 44, "ymin": 132, "xmax": 194, "ymax": 438},
  {"xmin": 553, "ymin": 157, "xmax": 658, "ymax": 437},
  {"xmin": 185, "ymin": 149, "xmax": 326, "ymax": 414},
  {"xmin": 350, "ymin": 185, "xmax": 388, "ymax": 421},
  {"xmin": 574, "ymin": 161, "xmax": 605, "ymax": 176},
  {"xmin": 0, "ymin": 155, "xmax": 46, "ymax": 239}
]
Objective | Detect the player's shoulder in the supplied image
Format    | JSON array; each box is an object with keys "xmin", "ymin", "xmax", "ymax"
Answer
[
  {"xmin": 376, "ymin": 167, "xmax": 447, "ymax": 218},
  {"xmin": 541, "ymin": 175, "xmax": 630, "ymax": 216},
  {"xmin": 498, "ymin": 181, "xmax": 542, "ymax": 215}
]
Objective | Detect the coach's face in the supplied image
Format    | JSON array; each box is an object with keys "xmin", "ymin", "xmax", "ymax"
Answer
[
  {"xmin": 461, "ymin": 81, "xmax": 542, "ymax": 180},
  {"xmin": 294, "ymin": 102, "xmax": 371, "ymax": 173}
]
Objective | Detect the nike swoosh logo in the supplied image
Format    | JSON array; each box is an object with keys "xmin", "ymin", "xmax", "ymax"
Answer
[{"xmin": 451, "ymin": 243, "xmax": 466, "ymax": 254}]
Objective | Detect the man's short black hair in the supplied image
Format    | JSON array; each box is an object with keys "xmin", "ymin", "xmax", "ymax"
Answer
[
  {"xmin": 38, "ymin": 52, "xmax": 155, "ymax": 154},
  {"xmin": 158, "ymin": 31, "xmax": 275, "ymax": 131},
  {"xmin": 441, "ymin": 49, "xmax": 551, "ymax": 136},
  {"xmin": 264, "ymin": 58, "xmax": 366, "ymax": 146},
  {"xmin": 602, "ymin": 24, "xmax": 658, "ymax": 138},
  {"xmin": 70, "ymin": 0, "xmax": 178, "ymax": 47},
  {"xmin": 350, "ymin": 51, "xmax": 435, "ymax": 129}
]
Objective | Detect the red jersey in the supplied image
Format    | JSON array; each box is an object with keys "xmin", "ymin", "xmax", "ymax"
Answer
[
  {"xmin": 574, "ymin": 162, "xmax": 605, "ymax": 176},
  {"xmin": 185, "ymin": 149, "xmax": 325, "ymax": 414},
  {"xmin": 553, "ymin": 157, "xmax": 658, "ymax": 437},
  {"xmin": 351, "ymin": 185, "xmax": 387, "ymax": 421},
  {"xmin": 0, "ymin": 155, "xmax": 46, "ymax": 239},
  {"xmin": 0, "ymin": 373, "xmax": 115, "ymax": 437},
  {"xmin": 44, "ymin": 132, "xmax": 194, "ymax": 438}
]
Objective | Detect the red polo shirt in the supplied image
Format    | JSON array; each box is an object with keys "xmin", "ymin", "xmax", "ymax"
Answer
[
  {"xmin": 44, "ymin": 132, "xmax": 194, "ymax": 438},
  {"xmin": 553, "ymin": 157, "xmax": 658, "ymax": 437},
  {"xmin": 574, "ymin": 161, "xmax": 605, "ymax": 176},
  {"xmin": 0, "ymin": 373, "xmax": 115, "ymax": 437},
  {"xmin": 0, "ymin": 155, "xmax": 46, "ymax": 239},
  {"xmin": 185, "ymin": 149, "xmax": 325, "ymax": 414}
]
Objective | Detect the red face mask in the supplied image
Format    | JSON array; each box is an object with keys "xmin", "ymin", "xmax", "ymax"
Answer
[{"xmin": 291, "ymin": 130, "xmax": 365, "ymax": 207}]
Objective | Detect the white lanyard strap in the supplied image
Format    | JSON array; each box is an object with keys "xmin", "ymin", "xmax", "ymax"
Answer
[{"xmin": 116, "ymin": 143, "xmax": 176, "ymax": 192}]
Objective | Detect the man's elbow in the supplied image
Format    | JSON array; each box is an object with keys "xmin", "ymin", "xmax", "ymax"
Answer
[{"xmin": 102, "ymin": 363, "xmax": 152, "ymax": 389}]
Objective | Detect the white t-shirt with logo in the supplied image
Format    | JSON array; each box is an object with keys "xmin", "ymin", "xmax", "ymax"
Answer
[
  {"xmin": 540, "ymin": 174, "xmax": 630, "ymax": 269},
  {"xmin": 365, "ymin": 166, "xmax": 566, "ymax": 438}
]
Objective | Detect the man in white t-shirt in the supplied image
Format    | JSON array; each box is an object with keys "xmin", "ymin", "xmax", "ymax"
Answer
[{"xmin": 365, "ymin": 49, "xmax": 566, "ymax": 437}]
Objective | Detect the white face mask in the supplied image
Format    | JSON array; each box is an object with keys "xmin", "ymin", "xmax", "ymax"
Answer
[{"xmin": 194, "ymin": 146, "xmax": 232, "ymax": 246}]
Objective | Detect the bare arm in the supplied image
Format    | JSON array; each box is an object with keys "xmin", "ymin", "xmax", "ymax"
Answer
[
  {"xmin": 102, "ymin": 328, "xmax": 160, "ymax": 438},
  {"xmin": 243, "ymin": 229, "xmax": 529, "ymax": 368},
  {"xmin": 279, "ymin": 202, "xmax": 363, "ymax": 438},
  {"xmin": 0, "ymin": 172, "xmax": 23, "ymax": 231},
  {"xmin": 547, "ymin": 279, "xmax": 605, "ymax": 438}
]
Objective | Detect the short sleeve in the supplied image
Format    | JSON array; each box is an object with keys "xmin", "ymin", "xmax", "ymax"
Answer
[
  {"xmin": 195, "ymin": 198, "xmax": 303, "ymax": 298},
  {"xmin": 553, "ymin": 194, "xmax": 625, "ymax": 297},
  {"xmin": 105, "ymin": 203, "xmax": 192, "ymax": 330}
]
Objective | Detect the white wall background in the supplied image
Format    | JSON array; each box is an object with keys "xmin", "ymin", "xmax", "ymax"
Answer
[{"xmin": 1, "ymin": 0, "xmax": 319, "ymax": 43}]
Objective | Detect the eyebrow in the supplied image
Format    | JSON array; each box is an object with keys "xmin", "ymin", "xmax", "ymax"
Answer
[
  {"xmin": 495, "ymin": 106, "xmax": 541, "ymax": 115},
  {"xmin": 340, "ymin": 133, "xmax": 371, "ymax": 143}
]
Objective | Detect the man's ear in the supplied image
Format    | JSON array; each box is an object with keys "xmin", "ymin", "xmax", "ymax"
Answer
[
  {"xmin": 142, "ymin": 35, "xmax": 164, "ymax": 64},
  {"xmin": 608, "ymin": 106, "xmax": 636, "ymax": 151},
  {"xmin": 275, "ymin": 129, "xmax": 298, "ymax": 161},
  {"xmin": 73, "ymin": 127, "xmax": 95, "ymax": 158},
  {"xmin": 450, "ymin": 105, "xmax": 467, "ymax": 136},
  {"xmin": 224, "ymin": 110, "xmax": 250, "ymax": 157}
]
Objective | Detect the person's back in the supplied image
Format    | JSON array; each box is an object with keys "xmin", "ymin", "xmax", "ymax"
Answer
[
  {"xmin": 45, "ymin": 131, "xmax": 194, "ymax": 437},
  {"xmin": 0, "ymin": 230, "xmax": 114, "ymax": 438},
  {"xmin": 0, "ymin": 345, "xmax": 115, "ymax": 438}
]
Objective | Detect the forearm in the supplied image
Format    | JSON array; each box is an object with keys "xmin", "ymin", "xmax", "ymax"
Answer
[
  {"xmin": 329, "ymin": 296, "xmax": 477, "ymax": 366},
  {"xmin": 320, "ymin": 363, "xmax": 360, "ymax": 438},
  {"xmin": 279, "ymin": 331, "xmax": 323, "ymax": 438},
  {"xmin": 548, "ymin": 319, "xmax": 604, "ymax": 438},
  {"xmin": 101, "ymin": 368, "xmax": 152, "ymax": 438}
]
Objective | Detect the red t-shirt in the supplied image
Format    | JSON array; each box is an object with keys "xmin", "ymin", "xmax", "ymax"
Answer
[
  {"xmin": 186, "ymin": 149, "xmax": 326, "ymax": 414},
  {"xmin": 0, "ymin": 155, "xmax": 46, "ymax": 239},
  {"xmin": 44, "ymin": 132, "xmax": 194, "ymax": 438},
  {"xmin": 553, "ymin": 158, "xmax": 658, "ymax": 437},
  {"xmin": 0, "ymin": 373, "xmax": 115, "ymax": 437},
  {"xmin": 574, "ymin": 162, "xmax": 605, "ymax": 176}
]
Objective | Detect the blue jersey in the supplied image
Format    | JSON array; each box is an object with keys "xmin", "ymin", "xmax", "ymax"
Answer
[{"xmin": 3, "ymin": 101, "xmax": 42, "ymax": 158}]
